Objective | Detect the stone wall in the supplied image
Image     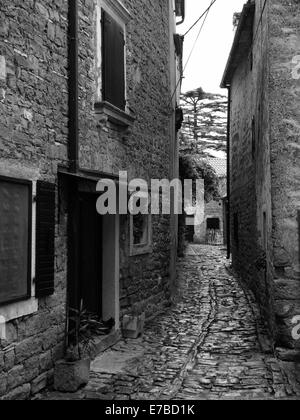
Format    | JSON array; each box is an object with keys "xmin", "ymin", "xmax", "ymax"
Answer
[
  {"xmin": 228, "ymin": 0, "xmax": 300, "ymax": 357},
  {"xmin": 268, "ymin": 0, "xmax": 300, "ymax": 354},
  {"xmin": 0, "ymin": 0, "xmax": 177, "ymax": 398},
  {"xmin": 120, "ymin": 215, "xmax": 172, "ymax": 319},
  {"xmin": 76, "ymin": 0, "xmax": 175, "ymax": 319},
  {"xmin": 0, "ymin": 0, "xmax": 69, "ymax": 399},
  {"xmin": 229, "ymin": 0, "xmax": 275, "ymax": 338}
]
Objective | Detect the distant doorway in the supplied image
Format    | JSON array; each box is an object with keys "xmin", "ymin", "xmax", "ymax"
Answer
[
  {"xmin": 185, "ymin": 216, "xmax": 195, "ymax": 243},
  {"xmin": 206, "ymin": 217, "xmax": 222, "ymax": 245},
  {"xmin": 207, "ymin": 218, "xmax": 220, "ymax": 230}
]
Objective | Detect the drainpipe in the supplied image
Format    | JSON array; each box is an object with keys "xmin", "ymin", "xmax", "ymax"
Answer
[
  {"xmin": 227, "ymin": 87, "xmax": 231, "ymax": 259},
  {"xmin": 68, "ymin": 0, "xmax": 79, "ymax": 173},
  {"xmin": 176, "ymin": 0, "xmax": 185, "ymax": 25},
  {"xmin": 67, "ymin": 0, "xmax": 80, "ymax": 347}
]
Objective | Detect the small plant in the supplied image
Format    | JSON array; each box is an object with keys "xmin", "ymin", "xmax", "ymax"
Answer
[
  {"xmin": 67, "ymin": 302, "xmax": 115, "ymax": 361},
  {"xmin": 55, "ymin": 301, "xmax": 115, "ymax": 392}
]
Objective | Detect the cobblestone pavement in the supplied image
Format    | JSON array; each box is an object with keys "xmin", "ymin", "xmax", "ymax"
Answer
[{"xmin": 40, "ymin": 245, "xmax": 300, "ymax": 400}]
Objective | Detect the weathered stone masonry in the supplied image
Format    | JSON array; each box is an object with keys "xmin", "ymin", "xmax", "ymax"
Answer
[
  {"xmin": 0, "ymin": 0, "xmax": 180, "ymax": 398},
  {"xmin": 76, "ymin": 0, "xmax": 176, "ymax": 319},
  {"xmin": 222, "ymin": 0, "xmax": 300, "ymax": 359},
  {"xmin": 0, "ymin": 0, "xmax": 69, "ymax": 400}
]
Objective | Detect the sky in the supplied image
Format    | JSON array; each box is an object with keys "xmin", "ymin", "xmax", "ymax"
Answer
[{"xmin": 178, "ymin": 0, "xmax": 246, "ymax": 95}]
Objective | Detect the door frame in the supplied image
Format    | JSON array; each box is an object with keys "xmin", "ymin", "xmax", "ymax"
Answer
[{"xmin": 65, "ymin": 174, "xmax": 120, "ymax": 341}]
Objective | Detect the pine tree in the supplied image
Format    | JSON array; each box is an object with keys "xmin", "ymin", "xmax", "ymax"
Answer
[{"xmin": 180, "ymin": 88, "xmax": 227, "ymax": 158}]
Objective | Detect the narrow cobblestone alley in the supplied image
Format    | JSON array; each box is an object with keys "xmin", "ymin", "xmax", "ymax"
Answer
[{"xmin": 39, "ymin": 246, "xmax": 300, "ymax": 401}]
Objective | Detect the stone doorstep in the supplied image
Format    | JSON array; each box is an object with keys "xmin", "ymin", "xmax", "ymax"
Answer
[{"xmin": 88, "ymin": 330, "xmax": 122, "ymax": 360}]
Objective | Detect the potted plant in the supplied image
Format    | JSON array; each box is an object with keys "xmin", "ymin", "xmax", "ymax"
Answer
[
  {"xmin": 54, "ymin": 302, "xmax": 114, "ymax": 393},
  {"xmin": 122, "ymin": 309, "xmax": 145, "ymax": 339}
]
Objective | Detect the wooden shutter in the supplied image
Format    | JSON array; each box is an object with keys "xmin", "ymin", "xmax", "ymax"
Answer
[
  {"xmin": 102, "ymin": 10, "xmax": 126, "ymax": 110},
  {"xmin": 35, "ymin": 181, "xmax": 55, "ymax": 298}
]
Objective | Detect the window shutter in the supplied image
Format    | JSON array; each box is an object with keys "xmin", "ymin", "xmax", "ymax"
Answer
[
  {"xmin": 35, "ymin": 181, "xmax": 55, "ymax": 298},
  {"xmin": 102, "ymin": 11, "xmax": 126, "ymax": 110}
]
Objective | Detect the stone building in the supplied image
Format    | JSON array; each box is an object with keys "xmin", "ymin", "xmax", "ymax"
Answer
[
  {"xmin": 0, "ymin": 0, "xmax": 184, "ymax": 399},
  {"xmin": 221, "ymin": 0, "xmax": 300, "ymax": 360},
  {"xmin": 194, "ymin": 158, "xmax": 227, "ymax": 245}
]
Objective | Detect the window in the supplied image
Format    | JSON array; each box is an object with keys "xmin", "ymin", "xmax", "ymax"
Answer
[
  {"xmin": 102, "ymin": 10, "xmax": 125, "ymax": 110},
  {"xmin": 0, "ymin": 176, "xmax": 32, "ymax": 305},
  {"xmin": 130, "ymin": 214, "xmax": 152, "ymax": 256},
  {"xmin": 133, "ymin": 214, "xmax": 148, "ymax": 246},
  {"xmin": 95, "ymin": 1, "xmax": 133, "ymax": 127}
]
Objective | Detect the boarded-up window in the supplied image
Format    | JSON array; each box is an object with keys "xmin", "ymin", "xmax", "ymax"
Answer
[
  {"xmin": 0, "ymin": 177, "xmax": 32, "ymax": 305},
  {"xmin": 102, "ymin": 10, "xmax": 126, "ymax": 110}
]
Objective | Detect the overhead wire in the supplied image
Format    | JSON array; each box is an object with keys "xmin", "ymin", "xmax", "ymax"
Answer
[
  {"xmin": 183, "ymin": 0, "xmax": 218, "ymax": 37},
  {"xmin": 170, "ymin": 0, "xmax": 217, "ymax": 104}
]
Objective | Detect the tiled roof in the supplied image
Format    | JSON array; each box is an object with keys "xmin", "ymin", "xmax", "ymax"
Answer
[{"xmin": 206, "ymin": 158, "xmax": 227, "ymax": 177}]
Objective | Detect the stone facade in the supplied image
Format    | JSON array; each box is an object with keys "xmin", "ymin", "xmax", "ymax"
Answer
[
  {"xmin": 195, "ymin": 199, "xmax": 225, "ymax": 246},
  {"xmin": 222, "ymin": 0, "xmax": 300, "ymax": 359},
  {"xmin": 194, "ymin": 159, "xmax": 227, "ymax": 246},
  {"xmin": 0, "ymin": 0, "xmax": 182, "ymax": 398}
]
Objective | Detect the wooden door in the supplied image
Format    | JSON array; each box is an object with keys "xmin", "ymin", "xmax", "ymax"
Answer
[{"xmin": 79, "ymin": 193, "xmax": 103, "ymax": 317}]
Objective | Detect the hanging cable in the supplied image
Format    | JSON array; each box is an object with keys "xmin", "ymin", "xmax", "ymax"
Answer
[
  {"xmin": 170, "ymin": 0, "xmax": 216, "ymax": 104},
  {"xmin": 183, "ymin": 0, "xmax": 218, "ymax": 37},
  {"xmin": 183, "ymin": 0, "xmax": 214, "ymax": 75}
]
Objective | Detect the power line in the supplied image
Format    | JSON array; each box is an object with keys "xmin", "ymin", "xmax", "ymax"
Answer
[
  {"xmin": 183, "ymin": 0, "xmax": 218, "ymax": 37},
  {"xmin": 183, "ymin": 0, "xmax": 214, "ymax": 74},
  {"xmin": 171, "ymin": 0, "xmax": 217, "ymax": 104}
]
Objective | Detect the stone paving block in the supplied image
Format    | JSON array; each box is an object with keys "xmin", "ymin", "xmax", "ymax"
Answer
[{"xmin": 38, "ymin": 246, "xmax": 300, "ymax": 401}]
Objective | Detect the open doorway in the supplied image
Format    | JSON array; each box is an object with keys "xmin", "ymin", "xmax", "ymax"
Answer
[
  {"xmin": 207, "ymin": 218, "xmax": 220, "ymax": 230},
  {"xmin": 77, "ymin": 193, "xmax": 120, "ymax": 331},
  {"xmin": 79, "ymin": 193, "xmax": 103, "ymax": 316},
  {"xmin": 65, "ymin": 176, "xmax": 120, "ymax": 346}
]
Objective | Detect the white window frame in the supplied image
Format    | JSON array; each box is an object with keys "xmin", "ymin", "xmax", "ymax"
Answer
[
  {"xmin": 0, "ymin": 169, "xmax": 38, "ymax": 324},
  {"xmin": 95, "ymin": 0, "xmax": 131, "ymax": 112},
  {"xmin": 130, "ymin": 214, "xmax": 152, "ymax": 257}
]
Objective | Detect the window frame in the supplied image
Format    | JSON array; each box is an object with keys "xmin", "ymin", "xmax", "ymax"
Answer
[
  {"xmin": 0, "ymin": 175, "xmax": 32, "ymax": 306},
  {"xmin": 101, "ymin": 9, "xmax": 126, "ymax": 110},
  {"xmin": 129, "ymin": 214, "xmax": 152, "ymax": 257},
  {"xmin": 96, "ymin": 0, "xmax": 130, "ymax": 112}
]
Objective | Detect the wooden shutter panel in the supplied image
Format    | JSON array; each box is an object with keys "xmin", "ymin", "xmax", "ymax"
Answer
[
  {"xmin": 102, "ymin": 11, "xmax": 126, "ymax": 110},
  {"xmin": 35, "ymin": 181, "xmax": 55, "ymax": 298}
]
